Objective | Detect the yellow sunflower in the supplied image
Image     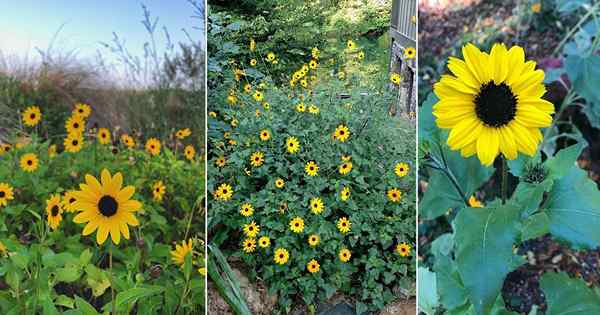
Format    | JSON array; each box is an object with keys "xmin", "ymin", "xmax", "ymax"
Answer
[
  {"xmin": 468, "ymin": 196, "xmax": 484, "ymax": 208},
  {"xmin": 358, "ymin": 51, "xmax": 365, "ymax": 60},
  {"xmin": 184, "ymin": 145, "xmax": 195, "ymax": 161},
  {"xmin": 47, "ymin": 144, "xmax": 57, "ymax": 158},
  {"xmin": 62, "ymin": 190, "xmax": 79, "ymax": 212},
  {"xmin": 286, "ymin": 137, "xmax": 300, "ymax": 153},
  {"xmin": 309, "ymin": 59, "xmax": 318, "ymax": 69},
  {"xmin": 120, "ymin": 134, "xmax": 135, "ymax": 148},
  {"xmin": 250, "ymin": 38, "xmax": 256, "ymax": 51},
  {"xmin": 308, "ymin": 234, "xmax": 320, "ymax": 247},
  {"xmin": 347, "ymin": 40, "xmax": 356, "ymax": 50},
  {"xmin": 242, "ymin": 238, "xmax": 257, "ymax": 253},
  {"xmin": 433, "ymin": 43, "xmax": 554, "ymax": 166},
  {"xmin": 340, "ymin": 186, "xmax": 350, "ymax": 201},
  {"xmin": 250, "ymin": 58, "xmax": 257, "ymax": 66},
  {"xmin": 305, "ymin": 161, "xmax": 319, "ymax": 177},
  {"xmin": 259, "ymin": 130, "xmax": 271, "ymax": 141},
  {"xmin": 395, "ymin": 163, "xmax": 410, "ymax": 177},
  {"xmin": 97, "ymin": 128, "xmax": 111, "ymax": 145},
  {"xmin": 390, "ymin": 73, "xmax": 402, "ymax": 85},
  {"xmin": 243, "ymin": 221, "xmax": 260, "ymax": 238},
  {"xmin": 64, "ymin": 133, "xmax": 84, "ymax": 153},
  {"xmin": 387, "ymin": 188, "xmax": 402, "ymax": 203},
  {"xmin": 0, "ymin": 183, "xmax": 15, "ymax": 207},
  {"xmin": 337, "ymin": 217, "xmax": 351, "ymax": 234},
  {"xmin": 152, "ymin": 181, "xmax": 166, "ymax": 201},
  {"xmin": 0, "ymin": 143, "xmax": 11, "ymax": 156},
  {"xmin": 250, "ymin": 151, "xmax": 265, "ymax": 167},
  {"xmin": 279, "ymin": 202, "xmax": 287, "ymax": 214},
  {"xmin": 73, "ymin": 103, "xmax": 92, "ymax": 118},
  {"xmin": 334, "ymin": 124, "xmax": 350, "ymax": 142},
  {"xmin": 258, "ymin": 236, "xmax": 270, "ymax": 248},
  {"xmin": 244, "ymin": 84, "xmax": 252, "ymax": 93},
  {"xmin": 296, "ymin": 103, "xmax": 306, "ymax": 112},
  {"xmin": 176, "ymin": 128, "xmax": 192, "ymax": 139},
  {"xmin": 339, "ymin": 248, "xmax": 351, "ymax": 262},
  {"xmin": 266, "ymin": 52, "xmax": 276, "ymax": 62},
  {"xmin": 289, "ymin": 217, "xmax": 304, "ymax": 233},
  {"xmin": 72, "ymin": 169, "xmax": 142, "ymax": 245},
  {"xmin": 263, "ymin": 102, "xmax": 270, "ymax": 110},
  {"xmin": 396, "ymin": 242, "xmax": 412, "ymax": 257},
  {"xmin": 404, "ymin": 47, "xmax": 416, "ymax": 59},
  {"xmin": 215, "ymin": 156, "xmax": 226, "ymax": 167},
  {"xmin": 339, "ymin": 162, "xmax": 353, "ymax": 175},
  {"xmin": 209, "ymin": 111, "xmax": 217, "ymax": 118},
  {"xmin": 227, "ymin": 95, "xmax": 237, "ymax": 105},
  {"xmin": 307, "ymin": 259, "xmax": 320, "ymax": 273},
  {"xmin": 22, "ymin": 106, "xmax": 42, "ymax": 127},
  {"xmin": 46, "ymin": 194, "xmax": 63, "ymax": 230},
  {"xmin": 20, "ymin": 153, "xmax": 39, "ymax": 172},
  {"xmin": 215, "ymin": 183, "xmax": 233, "ymax": 201},
  {"xmin": 65, "ymin": 115, "xmax": 86, "ymax": 135},
  {"xmin": 171, "ymin": 239, "xmax": 193, "ymax": 266},
  {"xmin": 308, "ymin": 105, "xmax": 320, "ymax": 114},
  {"xmin": 275, "ymin": 178, "xmax": 285, "ymax": 188},
  {"xmin": 145, "ymin": 138, "xmax": 161, "ymax": 156},
  {"xmin": 239, "ymin": 203, "xmax": 254, "ymax": 217},
  {"xmin": 312, "ymin": 47, "xmax": 320, "ymax": 59},
  {"xmin": 0, "ymin": 241, "xmax": 6, "ymax": 255},
  {"xmin": 309, "ymin": 197, "xmax": 324, "ymax": 215},
  {"xmin": 274, "ymin": 248, "xmax": 289, "ymax": 265},
  {"xmin": 253, "ymin": 91, "xmax": 264, "ymax": 102}
]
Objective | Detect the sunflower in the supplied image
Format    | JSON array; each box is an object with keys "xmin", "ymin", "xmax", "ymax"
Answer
[
  {"xmin": 258, "ymin": 236, "xmax": 270, "ymax": 248},
  {"xmin": 152, "ymin": 181, "xmax": 166, "ymax": 201},
  {"xmin": 309, "ymin": 59, "xmax": 318, "ymax": 69},
  {"xmin": 263, "ymin": 102, "xmax": 270, "ymax": 110},
  {"xmin": 396, "ymin": 242, "xmax": 412, "ymax": 257},
  {"xmin": 72, "ymin": 169, "xmax": 141, "ymax": 245},
  {"xmin": 300, "ymin": 79, "xmax": 308, "ymax": 88},
  {"xmin": 309, "ymin": 197, "xmax": 324, "ymax": 214},
  {"xmin": 279, "ymin": 202, "xmax": 287, "ymax": 214},
  {"xmin": 305, "ymin": 161, "xmax": 319, "ymax": 177},
  {"xmin": 250, "ymin": 151, "xmax": 265, "ymax": 167},
  {"xmin": 65, "ymin": 115, "xmax": 86, "ymax": 135},
  {"xmin": 308, "ymin": 105, "xmax": 320, "ymax": 114},
  {"xmin": 145, "ymin": 138, "xmax": 161, "ymax": 156},
  {"xmin": 339, "ymin": 248, "xmax": 351, "ymax": 262},
  {"xmin": 64, "ymin": 133, "xmax": 84, "ymax": 153},
  {"xmin": 274, "ymin": 248, "xmax": 289, "ymax": 265},
  {"xmin": 253, "ymin": 91, "xmax": 264, "ymax": 102},
  {"xmin": 334, "ymin": 124, "xmax": 350, "ymax": 142},
  {"xmin": 532, "ymin": 2, "xmax": 542, "ymax": 13},
  {"xmin": 289, "ymin": 217, "xmax": 304, "ymax": 233},
  {"xmin": 20, "ymin": 153, "xmax": 38, "ymax": 172},
  {"xmin": 73, "ymin": 103, "xmax": 92, "ymax": 118},
  {"xmin": 250, "ymin": 58, "xmax": 257, "ymax": 66},
  {"xmin": 357, "ymin": 51, "xmax": 365, "ymax": 60},
  {"xmin": 242, "ymin": 238, "xmax": 257, "ymax": 253},
  {"xmin": 468, "ymin": 196, "xmax": 484, "ymax": 208},
  {"xmin": 266, "ymin": 52, "xmax": 276, "ymax": 62},
  {"xmin": 215, "ymin": 183, "xmax": 233, "ymax": 201},
  {"xmin": 184, "ymin": 145, "xmax": 195, "ymax": 161},
  {"xmin": 433, "ymin": 43, "xmax": 554, "ymax": 166},
  {"xmin": 275, "ymin": 178, "xmax": 285, "ymax": 188},
  {"xmin": 259, "ymin": 130, "xmax": 271, "ymax": 141},
  {"xmin": 120, "ymin": 134, "xmax": 135, "ymax": 148},
  {"xmin": 176, "ymin": 128, "xmax": 192, "ymax": 139},
  {"xmin": 198, "ymin": 267, "xmax": 207, "ymax": 276},
  {"xmin": 215, "ymin": 156, "xmax": 226, "ymax": 167},
  {"xmin": 347, "ymin": 40, "xmax": 356, "ymax": 50},
  {"xmin": 62, "ymin": 190, "xmax": 78, "ymax": 212},
  {"xmin": 308, "ymin": 234, "xmax": 320, "ymax": 247},
  {"xmin": 0, "ymin": 183, "xmax": 15, "ymax": 207},
  {"xmin": 209, "ymin": 111, "xmax": 217, "ymax": 118},
  {"xmin": 227, "ymin": 95, "xmax": 237, "ymax": 105},
  {"xmin": 390, "ymin": 73, "xmax": 402, "ymax": 85},
  {"xmin": 296, "ymin": 103, "xmax": 306, "ymax": 112},
  {"xmin": 286, "ymin": 137, "xmax": 300, "ymax": 153},
  {"xmin": 243, "ymin": 221, "xmax": 260, "ymax": 238},
  {"xmin": 341, "ymin": 155, "xmax": 352, "ymax": 161},
  {"xmin": 244, "ymin": 84, "xmax": 252, "ymax": 93},
  {"xmin": 0, "ymin": 143, "xmax": 11, "ymax": 156},
  {"xmin": 22, "ymin": 106, "xmax": 42, "ymax": 127},
  {"xmin": 239, "ymin": 203, "xmax": 254, "ymax": 217},
  {"xmin": 337, "ymin": 217, "xmax": 351, "ymax": 234},
  {"xmin": 46, "ymin": 194, "xmax": 63, "ymax": 230},
  {"xmin": 307, "ymin": 259, "xmax": 320, "ymax": 273},
  {"xmin": 387, "ymin": 188, "xmax": 402, "ymax": 203},
  {"xmin": 97, "ymin": 128, "xmax": 111, "ymax": 145},
  {"xmin": 312, "ymin": 47, "xmax": 320, "ymax": 59},
  {"xmin": 395, "ymin": 163, "xmax": 410, "ymax": 177},
  {"xmin": 404, "ymin": 47, "xmax": 416, "ymax": 59},
  {"xmin": 340, "ymin": 186, "xmax": 350, "ymax": 201},
  {"xmin": 339, "ymin": 162, "xmax": 353, "ymax": 175},
  {"xmin": 46, "ymin": 144, "xmax": 57, "ymax": 158},
  {"xmin": 171, "ymin": 239, "xmax": 193, "ymax": 266},
  {"xmin": 250, "ymin": 38, "xmax": 256, "ymax": 51}
]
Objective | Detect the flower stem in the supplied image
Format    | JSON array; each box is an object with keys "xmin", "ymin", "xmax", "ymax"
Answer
[
  {"xmin": 501, "ymin": 156, "xmax": 508, "ymax": 204},
  {"xmin": 109, "ymin": 245, "xmax": 116, "ymax": 315}
]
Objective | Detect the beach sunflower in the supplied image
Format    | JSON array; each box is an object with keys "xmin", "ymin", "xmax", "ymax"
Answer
[
  {"xmin": 250, "ymin": 151, "xmax": 265, "ymax": 167},
  {"xmin": 250, "ymin": 38, "xmax": 256, "ymax": 51},
  {"xmin": 266, "ymin": 52, "xmax": 276, "ymax": 62},
  {"xmin": 243, "ymin": 221, "xmax": 260, "ymax": 238},
  {"xmin": 242, "ymin": 238, "xmax": 256, "ymax": 253},
  {"xmin": 0, "ymin": 143, "xmax": 11, "ymax": 156},
  {"xmin": 468, "ymin": 196, "xmax": 484, "ymax": 208},
  {"xmin": 305, "ymin": 161, "xmax": 319, "ymax": 177},
  {"xmin": 62, "ymin": 190, "xmax": 78, "ymax": 212},
  {"xmin": 286, "ymin": 137, "xmax": 300, "ymax": 153},
  {"xmin": 72, "ymin": 169, "xmax": 142, "ymax": 245},
  {"xmin": 120, "ymin": 134, "xmax": 135, "ymax": 148},
  {"xmin": 309, "ymin": 197, "xmax": 324, "ymax": 215},
  {"xmin": 312, "ymin": 47, "xmax": 320, "ymax": 59},
  {"xmin": 152, "ymin": 181, "xmax": 166, "ymax": 201},
  {"xmin": 263, "ymin": 102, "xmax": 270, "ymax": 110},
  {"xmin": 296, "ymin": 103, "xmax": 306, "ymax": 112},
  {"xmin": 334, "ymin": 124, "xmax": 350, "ymax": 142},
  {"xmin": 20, "ymin": 153, "xmax": 38, "ymax": 172},
  {"xmin": 239, "ymin": 203, "xmax": 254, "ymax": 217},
  {"xmin": 390, "ymin": 73, "xmax": 402, "ymax": 85},
  {"xmin": 65, "ymin": 115, "xmax": 85, "ymax": 135},
  {"xmin": 347, "ymin": 40, "xmax": 356, "ymax": 50},
  {"xmin": 258, "ymin": 236, "xmax": 270, "ymax": 248},
  {"xmin": 215, "ymin": 156, "xmax": 226, "ymax": 167},
  {"xmin": 22, "ymin": 106, "xmax": 42, "ymax": 127},
  {"xmin": 309, "ymin": 59, "xmax": 318, "ymax": 69},
  {"xmin": 227, "ymin": 95, "xmax": 237, "ymax": 105},
  {"xmin": 244, "ymin": 84, "xmax": 252, "ymax": 93},
  {"xmin": 184, "ymin": 145, "xmax": 195, "ymax": 161},
  {"xmin": 279, "ymin": 202, "xmax": 287, "ymax": 214},
  {"xmin": 259, "ymin": 130, "xmax": 271, "ymax": 141},
  {"xmin": 97, "ymin": 128, "xmax": 111, "ymax": 145},
  {"xmin": 433, "ymin": 43, "xmax": 554, "ymax": 166},
  {"xmin": 48, "ymin": 144, "xmax": 57, "ymax": 158},
  {"xmin": 358, "ymin": 51, "xmax": 365, "ymax": 60},
  {"xmin": 300, "ymin": 79, "xmax": 308, "ymax": 88},
  {"xmin": 73, "ymin": 103, "xmax": 92, "ymax": 118},
  {"xmin": 340, "ymin": 186, "xmax": 350, "ymax": 201},
  {"xmin": 289, "ymin": 217, "xmax": 304, "ymax": 233},
  {"xmin": 307, "ymin": 259, "xmax": 320, "ymax": 273},
  {"xmin": 395, "ymin": 163, "xmax": 410, "ymax": 177},
  {"xmin": 198, "ymin": 267, "xmax": 207, "ymax": 276},
  {"xmin": 337, "ymin": 217, "xmax": 351, "ymax": 234},
  {"xmin": 215, "ymin": 183, "xmax": 233, "ymax": 201},
  {"xmin": 275, "ymin": 178, "xmax": 285, "ymax": 188},
  {"xmin": 253, "ymin": 90, "xmax": 264, "ymax": 102},
  {"xmin": 308, "ymin": 105, "xmax": 320, "ymax": 114},
  {"xmin": 46, "ymin": 194, "xmax": 63, "ymax": 230},
  {"xmin": 0, "ymin": 183, "xmax": 15, "ymax": 207},
  {"xmin": 64, "ymin": 133, "xmax": 84, "ymax": 153},
  {"xmin": 274, "ymin": 248, "xmax": 289, "ymax": 265},
  {"xmin": 396, "ymin": 242, "xmax": 412, "ymax": 257},
  {"xmin": 209, "ymin": 111, "xmax": 217, "ymax": 118},
  {"xmin": 308, "ymin": 234, "xmax": 320, "ymax": 247},
  {"xmin": 250, "ymin": 58, "xmax": 257, "ymax": 66},
  {"xmin": 404, "ymin": 47, "xmax": 416, "ymax": 59},
  {"xmin": 176, "ymin": 128, "xmax": 191, "ymax": 139},
  {"xmin": 145, "ymin": 138, "xmax": 161, "ymax": 156},
  {"xmin": 387, "ymin": 188, "xmax": 402, "ymax": 203},
  {"xmin": 171, "ymin": 239, "xmax": 193, "ymax": 266},
  {"xmin": 339, "ymin": 162, "xmax": 353, "ymax": 175},
  {"xmin": 339, "ymin": 248, "xmax": 351, "ymax": 262}
]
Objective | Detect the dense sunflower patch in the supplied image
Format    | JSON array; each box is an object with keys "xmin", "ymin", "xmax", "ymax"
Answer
[
  {"xmin": 0, "ymin": 104, "xmax": 205, "ymax": 314},
  {"xmin": 208, "ymin": 38, "xmax": 416, "ymax": 313}
]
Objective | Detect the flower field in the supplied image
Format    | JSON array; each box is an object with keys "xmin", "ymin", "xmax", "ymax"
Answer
[{"xmin": 0, "ymin": 102, "xmax": 205, "ymax": 314}]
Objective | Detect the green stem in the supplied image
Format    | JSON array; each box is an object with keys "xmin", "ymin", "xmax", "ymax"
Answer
[
  {"xmin": 501, "ymin": 156, "xmax": 508, "ymax": 204},
  {"xmin": 553, "ymin": 1, "xmax": 600, "ymax": 56},
  {"xmin": 427, "ymin": 154, "xmax": 470, "ymax": 206},
  {"xmin": 109, "ymin": 245, "xmax": 116, "ymax": 315}
]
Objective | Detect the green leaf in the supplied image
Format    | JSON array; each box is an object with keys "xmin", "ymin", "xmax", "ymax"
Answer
[
  {"xmin": 417, "ymin": 267, "xmax": 439, "ymax": 315},
  {"xmin": 55, "ymin": 265, "xmax": 83, "ymax": 283},
  {"xmin": 55, "ymin": 295, "xmax": 75, "ymax": 309},
  {"xmin": 434, "ymin": 254, "xmax": 467, "ymax": 311},
  {"xmin": 510, "ymin": 179, "xmax": 553, "ymax": 218},
  {"xmin": 520, "ymin": 213, "xmax": 551, "ymax": 242},
  {"xmin": 540, "ymin": 272, "xmax": 600, "ymax": 314},
  {"xmin": 454, "ymin": 204, "xmax": 525, "ymax": 315},
  {"xmin": 115, "ymin": 286, "xmax": 165, "ymax": 312},
  {"xmin": 545, "ymin": 143, "xmax": 583, "ymax": 180},
  {"xmin": 74, "ymin": 295, "xmax": 100, "ymax": 315},
  {"xmin": 184, "ymin": 252, "xmax": 193, "ymax": 281}
]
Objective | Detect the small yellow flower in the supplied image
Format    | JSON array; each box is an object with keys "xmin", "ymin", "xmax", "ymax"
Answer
[
  {"xmin": 307, "ymin": 259, "xmax": 320, "ymax": 273},
  {"xmin": 215, "ymin": 183, "xmax": 233, "ymax": 201},
  {"xmin": 532, "ymin": 3, "xmax": 541, "ymax": 13},
  {"xmin": 250, "ymin": 38, "xmax": 256, "ymax": 51},
  {"xmin": 120, "ymin": 134, "xmax": 135, "ymax": 148},
  {"xmin": 311, "ymin": 47, "xmax": 320, "ymax": 59},
  {"xmin": 242, "ymin": 238, "xmax": 256, "ymax": 253},
  {"xmin": 62, "ymin": 190, "xmax": 78, "ymax": 212},
  {"xmin": 289, "ymin": 217, "xmax": 304, "ymax": 233},
  {"xmin": 286, "ymin": 137, "xmax": 300, "ymax": 153},
  {"xmin": 259, "ymin": 130, "xmax": 271, "ymax": 141},
  {"xmin": 387, "ymin": 188, "xmax": 402, "ymax": 203},
  {"xmin": 469, "ymin": 196, "xmax": 484, "ymax": 208},
  {"xmin": 97, "ymin": 128, "xmax": 111, "ymax": 145},
  {"xmin": 145, "ymin": 138, "xmax": 161, "ymax": 156},
  {"xmin": 337, "ymin": 217, "xmax": 351, "ymax": 234},
  {"xmin": 346, "ymin": 40, "xmax": 356, "ymax": 50},
  {"xmin": 250, "ymin": 151, "xmax": 265, "ymax": 167},
  {"xmin": 152, "ymin": 181, "xmax": 166, "ymax": 201},
  {"xmin": 176, "ymin": 128, "xmax": 192, "ymax": 139},
  {"xmin": 253, "ymin": 90, "xmax": 264, "ymax": 102},
  {"xmin": 171, "ymin": 239, "xmax": 193, "ymax": 266},
  {"xmin": 305, "ymin": 161, "xmax": 319, "ymax": 176},
  {"xmin": 227, "ymin": 95, "xmax": 237, "ymax": 105},
  {"xmin": 339, "ymin": 162, "xmax": 353, "ymax": 175},
  {"xmin": 308, "ymin": 104, "xmax": 320, "ymax": 114},
  {"xmin": 309, "ymin": 59, "xmax": 318, "ymax": 69},
  {"xmin": 215, "ymin": 156, "xmax": 226, "ymax": 167},
  {"xmin": 0, "ymin": 143, "xmax": 12, "ymax": 156},
  {"xmin": 243, "ymin": 221, "xmax": 260, "ymax": 238},
  {"xmin": 0, "ymin": 183, "xmax": 15, "ymax": 207},
  {"xmin": 274, "ymin": 248, "xmax": 289, "ymax": 265},
  {"xmin": 404, "ymin": 47, "xmax": 416, "ymax": 59},
  {"xmin": 46, "ymin": 194, "xmax": 63, "ymax": 230},
  {"xmin": 262, "ymin": 102, "xmax": 270, "ymax": 110},
  {"xmin": 396, "ymin": 242, "xmax": 411, "ymax": 257},
  {"xmin": 310, "ymin": 197, "xmax": 324, "ymax": 214},
  {"xmin": 209, "ymin": 111, "xmax": 217, "ymax": 118},
  {"xmin": 339, "ymin": 248, "xmax": 351, "ymax": 262},
  {"xmin": 258, "ymin": 236, "xmax": 270, "ymax": 248},
  {"xmin": 65, "ymin": 115, "xmax": 85, "ymax": 135},
  {"xmin": 266, "ymin": 52, "xmax": 276, "ymax": 62},
  {"xmin": 20, "ymin": 153, "xmax": 39, "ymax": 172},
  {"xmin": 73, "ymin": 103, "xmax": 92, "ymax": 118},
  {"xmin": 239, "ymin": 203, "xmax": 254, "ymax": 217},
  {"xmin": 250, "ymin": 58, "xmax": 257, "ymax": 66},
  {"xmin": 340, "ymin": 186, "xmax": 350, "ymax": 201},
  {"xmin": 390, "ymin": 73, "xmax": 402, "ymax": 85},
  {"xmin": 244, "ymin": 84, "xmax": 252, "ymax": 93},
  {"xmin": 198, "ymin": 267, "xmax": 207, "ymax": 276},
  {"xmin": 275, "ymin": 178, "xmax": 285, "ymax": 188},
  {"xmin": 308, "ymin": 234, "xmax": 320, "ymax": 247},
  {"xmin": 296, "ymin": 102, "xmax": 306, "ymax": 112},
  {"xmin": 22, "ymin": 106, "xmax": 42, "ymax": 127},
  {"xmin": 357, "ymin": 51, "xmax": 365, "ymax": 60},
  {"xmin": 64, "ymin": 133, "xmax": 84, "ymax": 153},
  {"xmin": 395, "ymin": 163, "xmax": 410, "ymax": 177},
  {"xmin": 184, "ymin": 145, "xmax": 195, "ymax": 161}
]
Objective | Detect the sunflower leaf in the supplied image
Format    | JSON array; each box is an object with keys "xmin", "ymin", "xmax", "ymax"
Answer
[{"xmin": 540, "ymin": 272, "xmax": 600, "ymax": 314}]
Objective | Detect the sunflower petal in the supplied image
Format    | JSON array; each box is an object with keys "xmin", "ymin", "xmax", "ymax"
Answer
[
  {"xmin": 476, "ymin": 128, "xmax": 500, "ymax": 166},
  {"xmin": 96, "ymin": 225, "xmax": 109, "ymax": 245},
  {"xmin": 110, "ymin": 222, "xmax": 121, "ymax": 245}
]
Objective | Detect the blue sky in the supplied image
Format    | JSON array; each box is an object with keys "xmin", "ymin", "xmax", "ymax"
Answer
[{"xmin": 0, "ymin": 0, "xmax": 204, "ymax": 63}]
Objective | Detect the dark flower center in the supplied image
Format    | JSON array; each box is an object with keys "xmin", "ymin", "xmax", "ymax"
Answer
[
  {"xmin": 69, "ymin": 198, "xmax": 75, "ymax": 203},
  {"xmin": 342, "ymin": 222, "xmax": 347, "ymax": 226},
  {"xmin": 400, "ymin": 167, "xmax": 404, "ymax": 171},
  {"xmin": 340, "ymin": 130, "xmax": 345, "ymax": 135},
  {"xmin": 475, "ymin": 82, "xmax": 518, "ymax": 127},
  {"xmin": 310, "ymin": 166, "xmax": 314, "ymax": 171},
  {"xmin": 51, "ymin": 205, "xmax": 59, "ymax": 216},
  {"xmin": 222, "ymin": 189, "xmax": 228, "ymax": 194},
  {"xmin": 72, "ymin": 140, "xmax": 78, "ymax": 146},
  {"xmin": 343, "ymin": 164, "xmax": 347, "ymax": 169},
  {"xmin": 74, "ymin": 123, "xmax": 79, "ymax": 128},
  {"xmin": 30, "ymin": 113, "xmax": 36, "ymax": 119},
  {"xmin": 27, "ymin": 160, "xmax": 32, "ymax": 165},
  {"xmin": 279, "ymin": 254, "xmax": 284, "ymax": 258},
  {"xmin": 98, "ymin": 195, "xmax": 118, "ymax": 217},
  {"xmin": 0, "ymin": 191, "xmax": 5, "ymax": 197},
  {"xmin": 295, "ymin": 223, "xmax": 299, "ymax": 227},
  {"xmin": 249, "ymin": 226, "xmax": 254, "ymax": 231}
]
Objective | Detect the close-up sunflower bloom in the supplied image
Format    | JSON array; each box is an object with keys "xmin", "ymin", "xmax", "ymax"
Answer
[
  {"xmin": 0, "ymin": 183, "xmax": 15, "ymax": 207},
  {"xmin": 46, "ymin": 194, "xmax": 64, "ymax": 230},
  {"xmin": 97, "ymin": 128, "xmax": 111, "ymax": 145},
  {"xmin": 22, "ymin": 106, "xmax": 42, "ymax": 127},
  {"xmin": 73, "ymin": 103, "xmax": 92, "ymax": 118},
  {"xmin": 72, "ymin": 169, "xmax": 142, "ymax": 245},
  {"xmin": 432, "ymin": 43, "xmax": 554, "ymax": 166},
  {"xmin": 215, "ymin": 183, "xmax": 233, "ymax": 201},
  {"xmin": 340, "ymin": 186, "xmax": 350, "ymax": 201},
  {"xmin": 395, "ymin": 162, "xmax": 410, "ymax": 177},
  {"xmin": 308, "ymin": 234, "xmax": 320, "ymax": 247},
  {"xmin": 275, "ymin": 178, "xmax": 285, "ymax": 188},
  {"xmin": 404, "ymin": 47, "xmax": 416, "ymax": 59},
  {"xmin": 65, "ymin": 115, "xmax": 86, "ymax": 135},
  {"xmin": 62, "ymin": 190, "xmax": 78, "ymax": 212},
  {"xmin": 339, "ymin": 162, "xmax": 353, "ymax": 175},
  {"xmin": 253, "ymin": 90, "xmax": 264, "ymax": 102},
  {"xmin": 20, "ymin": 153, "xmax": 39, "ymax": 172},
  {"xmin": 390, "ymin": 73, "xmax": 402, "ymax": 85},
  {"xmin": 242, "ymin": 238, "xmax": 257, "ymax": 253},
  {"xmin": 243, "ymin": 221, "xmax": 260, "ymax": 238},
  {"xmin": 259, "ymin": 129, "xmax": 271, "ymax": 141},
  {"xmin": 120, "ymin": 134, "xmax": 135, "ymax": 148},
  {"xmin": 387, "ymin": 188, "xmax": 402, "ymax": 203},
  {"xmin": 215, "ymin": 156, "xmax": 226, "ymax": 167},
  {"xmin": 184, "ymin": 145, "xmax": 195, "ymax": 161},
  {"xmin": 258, "ymin": 236, "xmax": 270, "ymax": 248},
  {"xmin": 176, "ymin": 128, "xmax": 192, "ymax": 139},
  {"xmin": 334, "ymin": 124, "xmax": 350, "ymax": 142},
  {"xmin": 310, "ymin": 197, "xmax": 324, "ymax": 215}
]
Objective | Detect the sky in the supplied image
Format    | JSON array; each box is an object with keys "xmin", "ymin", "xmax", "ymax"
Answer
[{"xmin": 0, "ymin": 0, "xmax": 204, "ymax": 72}]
